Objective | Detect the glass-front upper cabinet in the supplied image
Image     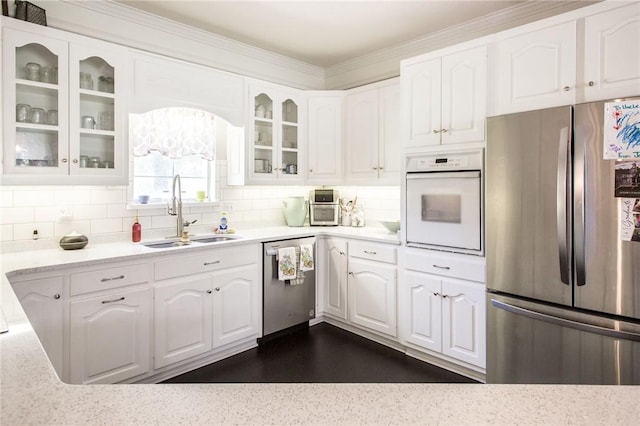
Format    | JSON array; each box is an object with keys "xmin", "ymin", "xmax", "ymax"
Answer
[
  {"xmin": 2, "ymin": 29, "xmax": 69, "ymax": 177},
  {"xmin": 69, "ymin": 42, "xmax": 129, "ymax": 182},
  {"xmin": 1, "ymin": 22, "xmax": 130, "ymax": 185},
  {"xmin": 248, "ymin": 82, "xmax": 305, "ymax": 184}
]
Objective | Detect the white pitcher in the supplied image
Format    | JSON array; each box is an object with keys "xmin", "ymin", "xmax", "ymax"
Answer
[{"xmin": 283, "ymin": 196, "xmax": 308, "ymax": 227}]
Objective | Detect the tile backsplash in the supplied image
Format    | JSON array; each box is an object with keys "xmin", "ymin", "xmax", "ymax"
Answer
[{"xmin": 0, "ymin": 161, "xmax": 400, "ymax": 251}]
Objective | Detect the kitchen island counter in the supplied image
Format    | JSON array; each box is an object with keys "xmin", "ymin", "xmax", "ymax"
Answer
[{"xmin": 1, "ymin": 227, "xmax": 639, "ymax": 425}]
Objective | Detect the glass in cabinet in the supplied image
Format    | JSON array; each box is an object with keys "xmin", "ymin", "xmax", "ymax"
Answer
[
  {"xmin": 249, "ymin": 85, "xmax": 303, "ymax": 182},
  {"xmin": 2, "ymin": 29, "xmax": 69, "ymax": 176}
]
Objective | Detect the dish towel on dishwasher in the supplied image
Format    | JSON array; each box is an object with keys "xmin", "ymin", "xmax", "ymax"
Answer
[
  {"xmin": 299, "ymin": 244, "xmax": 314, "ymax": 271},
  {"xmin": 278, "ymin": 247, "xmax": 297, "ymax": 281}
]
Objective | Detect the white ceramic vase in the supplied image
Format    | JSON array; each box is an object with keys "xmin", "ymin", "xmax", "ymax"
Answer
[{"xmin": 283, "ymin": 196, "xmax": 308, "ymax": 227}]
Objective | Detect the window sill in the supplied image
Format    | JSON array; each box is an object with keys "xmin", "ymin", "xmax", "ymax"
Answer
[{"xmin": 127, "ymin": 201, "xmax": 219, "ymax": 210}]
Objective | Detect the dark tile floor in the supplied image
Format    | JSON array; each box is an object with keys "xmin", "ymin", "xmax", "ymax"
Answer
[{"xmin": 163, "ymin": 322, "xmax": 478, "ymax": 383}]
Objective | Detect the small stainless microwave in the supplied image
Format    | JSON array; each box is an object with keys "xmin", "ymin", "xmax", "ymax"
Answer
[{"xmin": 309, "ymin": 189, "xmax": 339, "ymax": 226}]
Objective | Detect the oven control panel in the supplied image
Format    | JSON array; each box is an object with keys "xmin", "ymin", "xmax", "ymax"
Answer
[{"xmin": 406, "ymin": 149, "xmax": 483, "ymax": 172}]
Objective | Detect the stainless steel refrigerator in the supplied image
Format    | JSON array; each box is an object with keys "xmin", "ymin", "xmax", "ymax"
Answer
[{"xmin": 486, "ymin": 98, "xmax": 640, "ymax": 385}]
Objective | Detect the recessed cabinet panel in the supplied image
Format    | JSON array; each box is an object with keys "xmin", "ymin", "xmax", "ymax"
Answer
[
  {"xmin": 402, "ymin": 271, "xmax": 441, "ymax": 353},
  {"xmin": 321, "ymin": 238, "xmax": 348, "ymax": 320},
  {"xmin": 402, "ymin": 59, "xmax": 441, "ymax": 147},
  {"xmin": 495, "ymin": 22, "xmax": 576, "ymax": 114},
  {"xmin": 346, "ymin": 90, "xmax": 379, "ymax": 179},
  {"xmin": 307, "ymin": 94, "xmax": 343, "ymax": 184},
  {"xmin": 583, "ymin": 3, "xmax": 640, "ymax": 101}
]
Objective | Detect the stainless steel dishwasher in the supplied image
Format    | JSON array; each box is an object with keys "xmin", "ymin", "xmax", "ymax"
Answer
[{"xmin": 262, "ymin": 237, "xmax": 316, "ymax": 338}]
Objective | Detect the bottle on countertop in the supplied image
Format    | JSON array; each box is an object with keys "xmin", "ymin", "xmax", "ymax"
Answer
[
  {"xmin": 219, "ymin": 211, "xmax": 228, "ymax": 233},
  {"xmin": 132, "ymin": 215, "xmax": 141, "ymax": 242}
]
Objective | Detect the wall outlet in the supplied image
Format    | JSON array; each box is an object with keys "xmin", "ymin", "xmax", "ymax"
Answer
[{"xmin": 223, "ymin": 202, "xmax": 234, "ymax": 211}]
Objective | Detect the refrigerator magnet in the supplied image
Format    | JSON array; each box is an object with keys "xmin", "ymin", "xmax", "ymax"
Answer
[
  {"xmin": 620, "ymin": 198, "xmax": 640, "ymax": 242},
  {"xmin": 614, "ymin": 161, "xmax": 640, "ymax": 197}
]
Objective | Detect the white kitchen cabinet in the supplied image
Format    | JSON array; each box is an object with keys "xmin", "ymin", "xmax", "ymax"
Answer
[
  {"xmin": 347, "ymin": 241, "xmax": 397, "ymax": 337},
  {"xmin": 11, "ymin": 275, "xmax": 65, "ymax": 379},
  {"xmin": 307, "ymin": 93, "xmax": 344, "ymax": 185},
  {"xmin": 319, "ymin": 237, "xmax": 348, "ymax": 320},
  {"xmin": 494, "ymin": 21, "xmax": 576, "ymax": 114},
  {"xmin": 247, "ymin": 81, "xmax": 306, "ymax": 184},
  {"xmin": 154, "ymin": 276, "xmax": 213, "ymax": 369},
  {"xmin": 402, "ymin": 248, "xmax": 486, "ymax": 369},
  {"xmin": 69, "ymin": 287, "xmax": 151, "ymax": 384},
  {"xmin": 212, "ymin": 264, "xmax": 260, "ymax": 347},
  {"xmin": 153, "ymin": 244, "xmax": 261, "ymax": 368},
  {"xmin": 401, "ymin": 45, "xmax": 486, "ymax": 148},
  {"xmin": 345, "ymin": 79, "xmax": 401, "ymax": 184},
  {"xmin": 582, "ymin": 3, "xmax": 640, "ymax": 102},
  {"xmin": 1, "ymin": 20, "xmax": 131, "ymax": 185}
]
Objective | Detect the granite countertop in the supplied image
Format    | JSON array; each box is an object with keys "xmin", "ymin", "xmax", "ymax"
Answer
[{"xmin": 1, "ymin": 226, "xmax": 639, "ymax": 425}]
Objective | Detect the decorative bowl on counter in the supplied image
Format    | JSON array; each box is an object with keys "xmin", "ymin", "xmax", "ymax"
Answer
[
  {"xmin": 379, "ymin": 220, "xmax": 401, "ymax": 233},
  {"xmin": 59, "ymin": 231, "xmax": 88, "ymax": 250}
]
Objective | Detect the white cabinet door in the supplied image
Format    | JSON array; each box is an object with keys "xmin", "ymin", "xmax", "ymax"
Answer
[
  {"xmin": 378, "ymin": 84, "xmax": 401, "ymax": 184},
  {"xmin": 154, "ymin": 276, "xmax": 213, "ymax": 369},
  {"xmin": 212, "ymin": 264, "xmax": 260, "ymax": 347},
  {"xmin": 402, "ymin": 271, "xmax": 441, "ymax": 353},
  {"xmin": 345, "ymin": 89, "xmax": 379, "ymax": 181},
  {"xmin": 348, "ymin": 257, "xmax": 397, "ymax": 337},
  {"xmin": 307, "ymin": 93, "xmax": 343, "ymax": 184},
  {"xmin": 12, "ymin": 275, "xmax": 65, "ymax": 379},
  {"xmin": 495, "ymin": 21, "xmax": 577, "ymax": 114},
  {"xmin": 402, "ymin": 58, "xmax": 441, "ymax": 148},
  {"xmin": 441, "ymin": 46, "xmax": 487, "ymax": 145},
  {"xmin": 69, "ymin": 287, "xmax": 150, "ymax": 384},
  {"xmin": 441, "ymin": 278, "xmax": 486, "ymax": 368},
  {"xmin": 583, "ymin": 3, "xmax": 640, "ymax": 102},
  {"xmin": 322, "ymin": 238, "xmax": 348, "ymax": 320}
]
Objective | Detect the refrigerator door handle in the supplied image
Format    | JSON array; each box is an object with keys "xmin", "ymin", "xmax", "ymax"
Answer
[
  {"xmin": 556, "ymin": 126, "xmax": 570, "ymax": 285},
  {"xmin": 491, "ymin": 298, "xmax": 640, "ymax": 342},
  {"xmin": 573, "ymin": 121, "xmax": 586, "ymax": 287}
]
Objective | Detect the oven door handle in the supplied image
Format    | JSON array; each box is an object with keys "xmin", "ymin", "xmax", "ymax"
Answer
[{"xmin": 406, "ymin": 171, "xmax": 481, "ymax": 179}]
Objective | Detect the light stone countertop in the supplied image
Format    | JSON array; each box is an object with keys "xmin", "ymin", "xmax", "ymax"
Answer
[{"xmin": 1, "ymin": 226, "xmax": 639, "ymax": 425}]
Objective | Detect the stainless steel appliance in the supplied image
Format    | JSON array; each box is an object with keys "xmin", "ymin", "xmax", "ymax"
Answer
[
  {"xmin": 486, "ymin": 98, "xmax": 640, "ymax": 385},
  {"xmin": 263, "ymin": 237, "xmax": 316, "ymax": 337},
  {"xmin": 309, "ymin": 189, "xmax": 339, "ymax": 226},
  {"xmin": 405, "ymin": 149, "xmax": 483, "ymax": 255}
]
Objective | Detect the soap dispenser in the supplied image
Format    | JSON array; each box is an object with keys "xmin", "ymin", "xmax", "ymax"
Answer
[{"xmin": 219, "ymin": 211, "xmax": 228, "ymax": 233}]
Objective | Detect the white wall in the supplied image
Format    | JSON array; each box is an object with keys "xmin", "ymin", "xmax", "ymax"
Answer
[{"xmin": 0, "ymin": 168, "xmax": 400, "ymax": 251}]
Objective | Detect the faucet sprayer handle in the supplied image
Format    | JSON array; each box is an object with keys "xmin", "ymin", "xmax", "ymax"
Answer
[{"xmin": 183, "ymin": 219, "xmax": 198, "ymax": 227}]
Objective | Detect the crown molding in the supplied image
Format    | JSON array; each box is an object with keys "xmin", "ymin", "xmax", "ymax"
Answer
[
  {"xmin": 37, "ymin": 0, "xmax": 324, "ymax": 89},
  {"xmin": 325, "ymin": 0, "xmax": 599, "ymax": 89}
]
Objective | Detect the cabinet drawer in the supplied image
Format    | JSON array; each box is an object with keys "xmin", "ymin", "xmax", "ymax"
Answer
[
  {"xmin": 70, "ymin": 263, "xmax": 152, "ymax": 296},
  {"xmin": 348, "ymin": 241, "xmax": 397, "ymax": 264},
  {"xmin": 154, "ymin": 245, "xmax": 257, "ymax": 281},
  {"xmin": 403, "ymin": 248, "xmax": 485, "ymax": 282}
]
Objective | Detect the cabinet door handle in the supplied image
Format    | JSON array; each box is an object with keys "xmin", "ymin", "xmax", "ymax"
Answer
[
  {"xmin": 441, "ymin": 128, "xmax": 448, "ymax": 133},
  {"xmin": 101, "ymin": 275, "xmax": 125, "ymax": 282},
  {"xmin": 101, "ymin": 296, "xmax": 125, "ymax": 304},
  {"xmin": 432, "ymin": 264, "xmax": 450, "ymax": 270},
  {"xmin": 588, "ymin": 81, "xmax": 595, "ymax": 87},
  {"xmin": 204, "ymin": 261, "xmax": 220, "ymax": 266},
  {"xmin": 348, "ymin": 272, "xmax": 354, "ymax": 276},
  {"xmin": 433, "ymin": 292, "xmax": 441, "ymax": 297},
  {"xmin": 206, "ymin": 289, "xmax": 212, "ymax": 294},
  {"xmin": 364, "ymin": 250, "xmax": 377, "ymax": 255},
  {"xmin": 61, "ymin": 158, "xmax": 68, "ymax": 163},
  {"xmin": 441, "ymin": 294, "xmax": 448, "ymax": 298},
  {"xmin": 309, "ymin": 169, "xmax": 313, "ymax": 172},
  {"xmin": 432, "ymin": 129, "xmax": 441, "ymax": 134},
  {"xmin": 53, "ymin": 294, "xmax": 61, "ymax": 300},
  {"xmin": 372, "ymin": 167, "xmax": 378, "ymax": 170},
  {"xmin": 72, "ymin": 159, "xmax": 78, "ymax": 164},
  {"xmin": 563, "ymin": 86, "xmax": 571, "ymax": 91},
  {"xmin": 339, "ymin": 251, "xmax": 345, "ymax": 255},
  {"xmin": 378, "ymin": 166, "xmax": 384, "ymax": 170},
  {"xmin": 215, "ymin": 287, "xmax": 221, "ymax": 292}
]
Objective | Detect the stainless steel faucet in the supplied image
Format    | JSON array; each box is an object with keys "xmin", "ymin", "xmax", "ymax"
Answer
[{"xmin": 168, "ymin": 174, "xmax": 185, "ymax": 238}]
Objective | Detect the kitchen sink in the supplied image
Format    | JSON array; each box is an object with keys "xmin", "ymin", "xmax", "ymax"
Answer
[
  {"xmin": 142, "ymin": 240, "xmax": 194, "ymax": 249},
  {"xmin": 190, "ymin": 236, "xmax": 237, "ymax": 243},
  {"xmin": 142, "ymin": 235, "xmax": 240, "ymax": 249}
]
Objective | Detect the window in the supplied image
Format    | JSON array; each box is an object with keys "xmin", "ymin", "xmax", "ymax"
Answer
[
  {"xmin": 130, "ymin": 108, "xmax": 217, "ymax": 204},
  {"xmin": 133, "ymin": 152, "xmax": 213, "ymax": 203}
]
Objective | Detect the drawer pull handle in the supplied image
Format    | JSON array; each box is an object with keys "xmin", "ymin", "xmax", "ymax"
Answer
[
  {"xmin": 364, "ymin": 250, "xmax": 377, "ymax": 255},
  {"xmin": 101, "ymin": 275, "xmax": 125, "ymax": 282},
  {"xmin": 432, "ymin": 264, "xmax": 450, "ymax": 270},
  {"xmin": 53, "ymin": 294, "xmax": 61, "ymax": 300},
  {"xmin": 101, "ymin": 296, "xmax": 125, "ymax": 304},
  {"xmin": 204, "ymin": 261, "xmax": 221, "ymax": 266}
]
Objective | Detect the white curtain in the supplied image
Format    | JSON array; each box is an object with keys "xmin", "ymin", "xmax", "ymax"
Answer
[{"xmin": 131, "ymin": 108, "xmax": 216, "ymax": 160}]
